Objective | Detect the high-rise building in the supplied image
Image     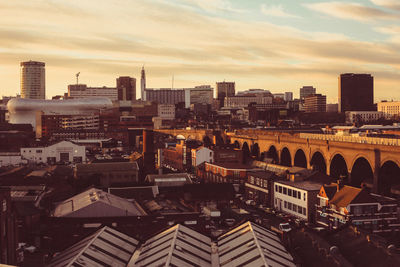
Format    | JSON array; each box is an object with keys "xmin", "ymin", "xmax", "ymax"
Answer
[
  {"xmin": 117, "ymin": 76, "xmax": 136, "ymax": 101},
  {"xmin": 304, "ymin": 94, "xmax": 326, "ymax": 113},
  {"xmin": 216, "ymin": 81, "xmax": 235, "ymax": 107},
  {"xmin": 299, "ymin": 86, "xmax": 316, "ymax": 100},
  {"xmin": 141, "ymin": 66, "xmax": 146, "ymax": 101},
  {"xmin": 284, "ymin": 92, "xmax": 293, "ymax": 102},
  {"xmin": 20, "ymin": 61, "xmax": 45, "ymax": 99},
  {"xmin": 338, "ymin": 73, "xmax": 374, "ymax": 113}
]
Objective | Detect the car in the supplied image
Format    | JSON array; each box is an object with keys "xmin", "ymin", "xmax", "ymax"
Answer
[{"xmin": 279, "ymin": 223, "xmax": 292, "ymax": 232}]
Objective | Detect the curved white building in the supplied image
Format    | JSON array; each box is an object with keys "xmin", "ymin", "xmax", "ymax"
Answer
[
  {"xmin": 7, "ymin": 97, "xmax": 113, "ymax": 127},
  {"xmin": 21, "ymin": 61, "xmax": 45, "ymax": 99}
]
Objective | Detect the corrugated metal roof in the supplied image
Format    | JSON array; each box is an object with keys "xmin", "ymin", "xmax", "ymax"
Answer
[
  {"xmin": 134, "ymin": 224, "xmax": 213, "ymax": 267},
  {"xmin": 47, "ymin": 226, "xmax": 139, "ymax": 267},
  {"xmin": 52, "ymin": 188, "xmax": 147, "ymax": 217},
  {"xmin": 218, "ymin": 222, "xmax": 296, "ymax": 267}
]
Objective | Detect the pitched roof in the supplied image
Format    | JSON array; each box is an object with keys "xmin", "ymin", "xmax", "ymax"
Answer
[
  {"xmin": 47, "ymin": 226, "xmax": 139, "ymax": 267},
  {"xmin": 321, "ymin": 184, "xmax": 338, "ymax": 200},
  {"xmin": 52, "ymin": 188, "xmax": 147, "ymax": 217},
  {"xmin": 217, "ymin": 221, "xmax": 296, "ymax": 267},
  {"xmin": 329, "ymin": 186, "xmax": 367, "ymax": 208},
  {"xmin": 134, "ymin": 224, "xmax": 213, "ymax": 267}
]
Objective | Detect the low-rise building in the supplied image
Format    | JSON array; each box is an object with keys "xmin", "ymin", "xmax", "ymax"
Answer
[
  {"xmin": 145, "ymin": 173, "xmax": 192, "ymax": 188},
  {"xmin": 245, "ymin": 171, "xmax": 278, "ymax": 208},
  {"xmin": 378, "ymin": 101, "xmax": 400, "ymax": 117},
  {"xmin": 304, "ymin": 94, "xmax": 326, "ymax": 113},
  {"xmin": 191, "ymin": 147, "xmax": 214, "ymax": 167},
  {"xmin": 273, "ymin": 178, "xmax": 321, "ymax": 222},
  {"xmin": 158, "ymin": 104, "xmax": 175, "ymax": 120},
  {"xmin": 75, "ymin": 162, "xmax": 139, "ymax": 187},
  {"xmin": 52, "ymin": 187, "xmax": 147, "ymax": 218},
  {"xmin": 21, "ymin": 140, "xmax": 86, "ymax": 164},
  {"xmin": 316, "ymin": 184, "xmax": 399, "ymax": 233},
  {"xmin": 345, "ymin": 111, "xmax": 386, "ymax": 124},
  {"xmin": 199, "ymin": 162, "xmax": 260, "ymax": 184}
]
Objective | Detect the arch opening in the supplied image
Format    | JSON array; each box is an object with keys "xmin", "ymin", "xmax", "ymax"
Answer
[
  {"xmin": 351, "ymin": 157, "xmax": 373, "ymax": 188},
  {"xmin": 329, "ymin": 154, "xmax": 348, "ymax": 182},
  {"xmin": 280, "ymin": 147, "xmax": 291, "ymax": 167},
  {"xmin": 378, "ymin": 161, "xmax": 400, "ymax": 196},
  {"xmin": 233, "ymin": 140, "xmax": 240, "ymax": 149},
  {"xmin": 266, "ymin": 146, "xmax": 279, "ymax": 164},
  {"xmin": 242, "ymin": 142, "xmax": 250, "ymax": 164},
  {"xmin": 294, "ymin": 149, "xmax": 307, "ymax": 168},
  {"xmin": 251, "ymin": 143, "xmax": 260, "ymax": 159},
  {"xmin": 311, "ymin": 152, "xmax": 327, "ymax": 174}
]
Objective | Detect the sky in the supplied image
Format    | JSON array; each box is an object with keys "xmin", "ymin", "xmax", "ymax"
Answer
[{"xmin": 1, "ymin": 0, "xmax": 400, "ymax": 103}]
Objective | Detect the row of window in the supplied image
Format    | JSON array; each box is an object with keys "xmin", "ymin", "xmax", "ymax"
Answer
[
  {"xmin": 284, "ymin": 200, "xmax": 306, "ymax": 216},
  {"xmin": 275, "ymin": 184, "xmax": 305, "ymax": 201},
  {"xmin": 249, "ymin": 176, "xmax": 268, "ymax": 189}
]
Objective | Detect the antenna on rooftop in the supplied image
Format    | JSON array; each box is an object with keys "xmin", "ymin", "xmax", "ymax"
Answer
[{"xmin": 76, "ymin": 72, "xmax": 80, "ymax": 85}]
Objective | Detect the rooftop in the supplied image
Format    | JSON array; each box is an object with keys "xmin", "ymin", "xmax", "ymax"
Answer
[
  {"xmin": 75, "ymin": 162, "xmax": 139, "ymax": 173},
  {"xmin": 276, "ymin": 179, "xmax": 323, "ymax": 191},
  {"xmin": 52, "ymin": 188, "xmax": 147, "ymax": 218},
  {"xmin": 47, "ymin": 226, "xmax": 139, "ymax": 267}
]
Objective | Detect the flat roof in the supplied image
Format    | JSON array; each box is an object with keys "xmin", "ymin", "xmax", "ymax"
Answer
[{"xmin": 275, "ymin": 179, "xmax": 322, "ymax": 191}]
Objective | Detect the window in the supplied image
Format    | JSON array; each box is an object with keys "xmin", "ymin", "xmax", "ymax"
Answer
[
  {"xmin": 36, "ymin": 149, "xmax": 42, "ymax": 153},
  {"xmin": 284, "ymin": 201, "xmax": 287, "ymax": 208},
  {"xmin": 297, "ymin": 191, "xmax": 301, "ymax": 199},
  {"xmin": 283, "ymin": 187, "xmax": 287, "ymax": 195},
  {"xmin": 288, "ymin": 202, "xmax": 292, "ymax": 210},
  {"xmin": 275, "ymin": 185, "xmax": 278, "ymax": 192},
  {"xmin": 293, "ymin": 204, "xmax": 297, "ymax": 212},
  {"xmin": 250, "ymin": 176, "xmax": 254, "ymax": 184},
  {"xmin": 263, "ymin": 180, "xmax": 268, "ymax": 188},
  {"xmin": 302, "ymin": 207, "xmax": 306, "ymax": 215},
  {"xmin": 279, "ymin": 186, "xmax": 282, "ymax": 193},
  {"xmin": 303, "ymin": 193, "xmax": 306, "ymax": 201},
  {"xmin": 288, "ymin": 189, "xmax": 292, "ymax": 197}
]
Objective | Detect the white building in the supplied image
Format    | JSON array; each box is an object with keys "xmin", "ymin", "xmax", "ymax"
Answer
[
  {"xmin": 224, "ymin": 96, "xmax": 272, "ymax": 108},
  {"xmin": 274, "ymin": 179, "xmax": 321, "ymax": 222},
  {"xmin": 345, "ymin": 111, "xmax": 386, "ymax": 124},
  {"xmin": 68, "ymin": 84, "xmax": 118, "ymax": 101},
  {"xmin": 378, "ymin": 101, "xmax": 400, "ymax": 117},
  {"xmin": 192, "ymin": 147, "xmax": 214, "ymax": 166},
  {"xmin": 20, "ymin": 61, "xmax": 45, "ymax": 99},
  {"xmin": 21, "ymin": 140, "xmax": 86, "ymax": 164},
  {"xmin": 273, "ymin": 93, "xmax": 285, "ymax": 100},
  {"xmin": 158, "ymin": 104, "xmax": 175, "ymax": 120}
]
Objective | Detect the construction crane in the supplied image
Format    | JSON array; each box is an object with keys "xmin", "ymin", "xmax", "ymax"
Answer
[{"xmin": 76, "ymin": 72, "xmax": 80, "ymax": 85}]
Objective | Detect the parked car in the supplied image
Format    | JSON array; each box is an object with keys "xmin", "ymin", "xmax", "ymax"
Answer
[{"xmin": 279, "ymin": 223, "xmax": 292, "ymax": 232}]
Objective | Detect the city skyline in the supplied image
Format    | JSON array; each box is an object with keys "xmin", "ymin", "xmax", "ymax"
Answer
[{"xmin": 1, "ymin": 0, "xmax": 400, "ymax": 102}]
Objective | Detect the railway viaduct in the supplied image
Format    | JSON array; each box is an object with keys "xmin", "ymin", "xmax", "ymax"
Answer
[{"xmin": 155, "ymin": 129, "xmax": 400, "ymax": 195}]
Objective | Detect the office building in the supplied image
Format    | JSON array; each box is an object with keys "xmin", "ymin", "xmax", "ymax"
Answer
[
  {"xmin": 216, "ymin": 81, "xmax": 235, "ymax": 107},
  {"xmin": 117, "ymin": 76, "xmax": 136, "ymax": 101},
  {"xmin": 284, "ymin": 92, "xmax": 293, "ymax": 101},
  {"xmin": 345, "ymin": 111, "xmax": 386, "ymax": 124},
  {"xmin": 20, "ymin": 61, "xmax": 45, "ymax": 99},
  {"xmin": 224, "ymin": 95, "xmax": 272, "ymax": 108},
  {"xmin": 273, "ymin": 93, "xmax": 284, "ymax": 99},
  {"xmin": 141, "ymin": 66, "xmax": 146, "ymax": 101},
  {"xmin": 68, "ymin": 84, "xmax": 118, "ymax": 101},
  {"xmin": 304, "ymin": 94, "xmax": 326, "ymax": 113},
  {"xmin": 158, "ymin": 104, "xmax": 175, "ymax": 120},
  {"xmin": 339, "ymin": 73, "xmax": 374, "ymax": 112},
  {"xmin": 299, "ymin": 86, "xmax": 316, "ymax": 101},
  {"xmin": 378, "ymin": 101, "xmax": 400, "ymax": 117},
  {"xmin": 326, "ymin": 103, "xmax": 338, "ymax": 113},
  {"xmin": 144, "ymin": 88, "xmax": 185, "ymax": 105},
  {"xmin": 184, "ymin": 85, "xmax": 213, "ymax": 108}
]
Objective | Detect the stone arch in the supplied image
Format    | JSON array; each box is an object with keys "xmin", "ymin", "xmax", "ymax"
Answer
[
  {"xmin": 266, "ymin": 145, "xmax": 279, "ymax": 164},
  {"xmin": 280, "ymin": 147, "xmax": 291, "ymax": 167},
  {"xmin": 378, "ymin": 160, "xmax": 400, "ymax": 196},
  {"xmin": 351, "ymin": 157, "xmax": 374, "ymax": 188},
  {"xmin": 294, "ymin": 149, "xmax": 307, "ymax": 168},
  {"xmin": 329, "ymin": 153, "xmax": 349, "ymax": 181},
  {"xmin": 310, "ymin": 151, "xmax": 327, "ymax": 174},
  {"xmin": 251, "ymin": 143, "xmax": 260, "ymax": 159}
]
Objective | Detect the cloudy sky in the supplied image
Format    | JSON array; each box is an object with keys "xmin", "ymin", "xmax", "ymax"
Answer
[{"xmin": 1, "ymin": 0, "xmax": 400, "ymax": 102}]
